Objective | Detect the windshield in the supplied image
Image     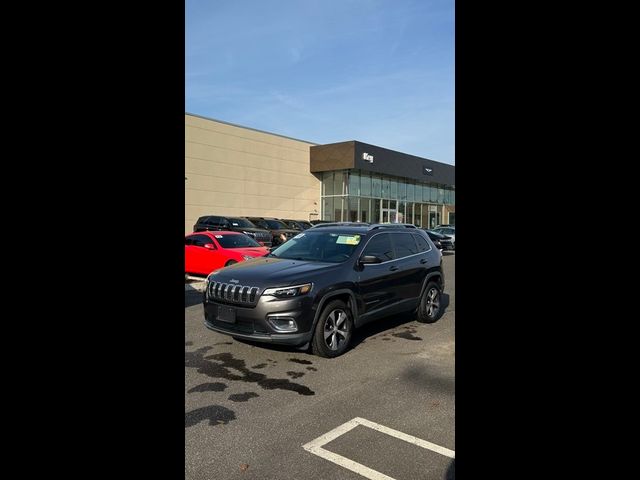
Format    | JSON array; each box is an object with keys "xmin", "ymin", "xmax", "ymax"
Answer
[
  {"xmin": 269, "ymin": 231, "xmax": 363, "ymax": 263},
  {"xmin": 228, "ymin": 218, "xmax": 256, "ymax": 228},
  {"xmin": 265, "ymin": 219, "xmax": 288, "ymax": 229},
  {"xmin": 215, "ymin": 234, "xmax": 261, "ymax": 249}
]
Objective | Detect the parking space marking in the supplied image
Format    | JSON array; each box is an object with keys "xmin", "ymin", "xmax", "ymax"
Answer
[{"xmin": 302, "ymin": 417, "xmax": 454, "ymax": 480}]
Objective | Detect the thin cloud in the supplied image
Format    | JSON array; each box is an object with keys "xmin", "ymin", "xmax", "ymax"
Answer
[{"xmin": 186, "ymin": 0, "xmax": 455, "ymax": 164}]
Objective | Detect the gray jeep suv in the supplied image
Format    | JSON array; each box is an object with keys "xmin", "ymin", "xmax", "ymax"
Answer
[{"xmin": 203, "ymin": 223, "xmax": 445, "ymax": 357}]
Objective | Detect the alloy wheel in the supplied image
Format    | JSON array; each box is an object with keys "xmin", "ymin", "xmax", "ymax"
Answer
[
  {"xmin": 324, "ymin": 309, "xmax": 349, "ymax": 350},
  {"xmin": 425, "ymin": 287, "xmax": 441, "ymax": 318}
]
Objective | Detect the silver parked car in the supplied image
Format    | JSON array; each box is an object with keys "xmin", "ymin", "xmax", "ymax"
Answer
[{"xmin": 433, "ymin": 226, "xmax": 455, "ymax": 248}]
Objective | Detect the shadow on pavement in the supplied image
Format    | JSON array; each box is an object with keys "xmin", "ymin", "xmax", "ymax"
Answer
[
  {"xmin": 185, "ymin": 289, "xmax": 203, "ymax": 308},
  {"xmin": 232, "ymin": 337, "xmax": 313, "ymax": 355},
  {"xmin": 350, "ymin": 292, "xmax": 450, "ymax": 349},
  {"xmin": 445, "ymin": 459, "xmax": 455, "ymax": 479}
]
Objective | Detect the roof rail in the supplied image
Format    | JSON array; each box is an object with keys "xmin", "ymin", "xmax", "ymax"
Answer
[
  {"xmin": 368, "ymin": 223, "xmax": 417, "ymax": 230},
  {"xmin": 309, "ymin": 222, "xmax": 370, "ymax": 229}
]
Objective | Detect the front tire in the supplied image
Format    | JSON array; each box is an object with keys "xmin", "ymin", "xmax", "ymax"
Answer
[
  {"xmin": 417, "ymin": 281, "xmax": 443, "ymax": 323},
  {"xmin": 225, "ymin": 260, "xmax": 238, "ymax": 267},
  {"xmin": 311, "ymin": 300, "xmax": 353, "ymax": 358}
]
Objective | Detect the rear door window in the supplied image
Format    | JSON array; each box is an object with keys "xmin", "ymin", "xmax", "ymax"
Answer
[
  {"xmin": 412, "ymin": 234, "xmax": 431, "ymax": 252},
  {"xmin": 392, "ymin": 233, "xmax": 419, "ymax": 259}
]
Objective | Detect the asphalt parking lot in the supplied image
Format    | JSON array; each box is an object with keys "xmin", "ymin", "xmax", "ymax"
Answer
[{"xmin": 185, "ymin": 253, "xmax": 455, "ymax": 480}]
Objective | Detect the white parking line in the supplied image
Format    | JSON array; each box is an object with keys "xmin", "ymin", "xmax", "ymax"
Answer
[
  {"xmin": 355, "ymin": 418, "xmax": 455, "ymax": 459},
  {"xmin": 302, "ymin": 417, "xmax": 454, "ymax": 480}
]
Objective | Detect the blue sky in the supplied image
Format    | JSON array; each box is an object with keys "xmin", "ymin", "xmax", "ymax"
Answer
[{"xmin": 186, "ymin": 0, "xmax": 454, "ymax": 165}]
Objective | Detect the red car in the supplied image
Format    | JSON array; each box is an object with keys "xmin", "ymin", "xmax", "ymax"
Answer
[{"xmin": 185, "ymin": 231, "xmax": 269, "ymax": 277}]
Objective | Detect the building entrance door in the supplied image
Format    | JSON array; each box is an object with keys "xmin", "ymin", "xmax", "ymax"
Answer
[
  {"xmin": 428, "ymin": 206, "xmax": 441, "ymax": 229},
  {"xmin": 381, "ymin": 209, "xmax": 397, "ymax": 223},
  {"xmin": 381, "ymin": 200, "xmax": 397, "ymax": 223}
]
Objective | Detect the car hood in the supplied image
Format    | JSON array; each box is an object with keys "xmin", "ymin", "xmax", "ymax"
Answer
[
  {"xmin": 209, "ymin": 256, "xmax": 341, "ymax": 287},
  {"xmin": 271, "ymin": 229, "xmax": 299, "ymax": 235}
]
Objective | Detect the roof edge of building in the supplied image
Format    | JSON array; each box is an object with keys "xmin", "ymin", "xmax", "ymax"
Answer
[
  {"xmin": 351, "ymin": 140, "xmax": 454, "ymax": 168},
  {"xmin": 185, "ymin": 113, "xmax": 455, "ymax": 167},
  {"xmin": 185, "ymin": 112, "xmax": 318, "ymax": 146}
]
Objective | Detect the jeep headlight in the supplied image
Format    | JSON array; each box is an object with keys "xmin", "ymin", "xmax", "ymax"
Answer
[
  {"xmin": 241, "ymin": 255, "xmax": 254, "ymax": 260},
  {"xmin": 262, "ymin": 283, "xmax": 313, "ymax": 298}
]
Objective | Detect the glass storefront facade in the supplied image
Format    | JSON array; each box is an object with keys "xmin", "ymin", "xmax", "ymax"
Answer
[{"xmin": 320, "ymin": 169, "xmax": 455, "ymax": 228}]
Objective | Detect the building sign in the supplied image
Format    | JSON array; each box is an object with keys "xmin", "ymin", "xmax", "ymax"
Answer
[
  {"xmin": 362, "ymin": 152, "xmax": 374, "ymax": 163},
  {"xmin": 423, "ymin": 166, "xmax": 434, "ymax": 176}
]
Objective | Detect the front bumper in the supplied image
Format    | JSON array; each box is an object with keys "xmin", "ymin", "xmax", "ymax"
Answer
[
  {"xmin": 203, "ymin": 290, "xmax": 316, "ymax": 346},
  {"xmin": 204, "ymin": 321, "xmax": 312, "ymax": 345}
]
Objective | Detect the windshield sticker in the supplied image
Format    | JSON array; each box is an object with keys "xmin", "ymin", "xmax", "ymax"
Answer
[
  {"xmin": 336, "ymin": 235, "xmax": 361, "ymax": 245},
  {"xmin": 231, "ymin": 222, "xmax": 239, "ymax": 226},
  {"xmin": 214, "ymin": 235, "xmax": 223, "ymax": 238},
  {"xmin": 293, "ymin": 233, "xmax": 305, "ymax": 239}
]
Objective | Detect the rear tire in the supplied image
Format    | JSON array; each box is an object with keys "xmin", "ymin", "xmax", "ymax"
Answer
[
  {"xmin": 417, "ymin": 281, "xmax": 443, "ymax": 323},
  {"xmin": 311, "ymin": 300, "xmax": 353, "ymax": 358}
]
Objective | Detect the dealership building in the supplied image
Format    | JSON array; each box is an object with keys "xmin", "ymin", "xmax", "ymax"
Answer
[{"xmin": 185, "ymin": 113, "xmax": 455, "ymax": 234}]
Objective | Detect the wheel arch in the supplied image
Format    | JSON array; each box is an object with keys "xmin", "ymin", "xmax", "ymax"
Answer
[
  {"xmin": 311, "ymin": 289, "xmax": 359, "ymax": 332},
  {"xmin": 419, "ymin": 268, "xmax": 445, "ymax": 297}
]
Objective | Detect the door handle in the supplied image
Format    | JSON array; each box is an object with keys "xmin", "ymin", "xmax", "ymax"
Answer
[
  {"xmin": 420, "ymin": 258, "xmax": 428, "ymax": 264},
  {"xmin": 389, "ymin": 265, "xmax": 399, "ymax": 271}
]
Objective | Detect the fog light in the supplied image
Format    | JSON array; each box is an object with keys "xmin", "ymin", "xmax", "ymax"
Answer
[{"xmin": 267, "ymin": 316, "xmax": 298, "ymax": 332}]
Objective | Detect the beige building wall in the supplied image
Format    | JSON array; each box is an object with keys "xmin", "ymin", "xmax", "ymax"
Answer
[{"xmin": 185, "ymin": 114, "xmax": 321, "ymax": 233}]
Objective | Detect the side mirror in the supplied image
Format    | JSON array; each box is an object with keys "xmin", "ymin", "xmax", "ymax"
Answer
[
  {"xmin": 203, "ymin": 243, "xmax": 216, "ymax": 250},
  {"xmin": 359, "ymin": 255, "xmax": 382, "ymax": 265}
]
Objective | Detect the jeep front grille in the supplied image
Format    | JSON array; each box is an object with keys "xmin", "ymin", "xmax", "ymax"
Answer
[{"xmin": 208, "ymin": 281, "xmax": 260, "ymax": 305}]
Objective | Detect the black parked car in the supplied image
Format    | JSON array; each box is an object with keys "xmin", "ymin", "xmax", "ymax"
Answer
[
  {"xmin": 245, "ymin": 217, "xmax": 299, "ymax": 247},
  {"xmin": 203, "ymin": 223, "xmax": 444, "ymax": 357},
  {"xmin": 281, "ymin": 219, "xmax": 313, "ymax": 231},
  {"xmin": 193, "ymin": 216, "xmax": 272, "ymax": 247},
  {"xmin": 425, "ymin": 230, "xmax": 455, "ymax": 251}
]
